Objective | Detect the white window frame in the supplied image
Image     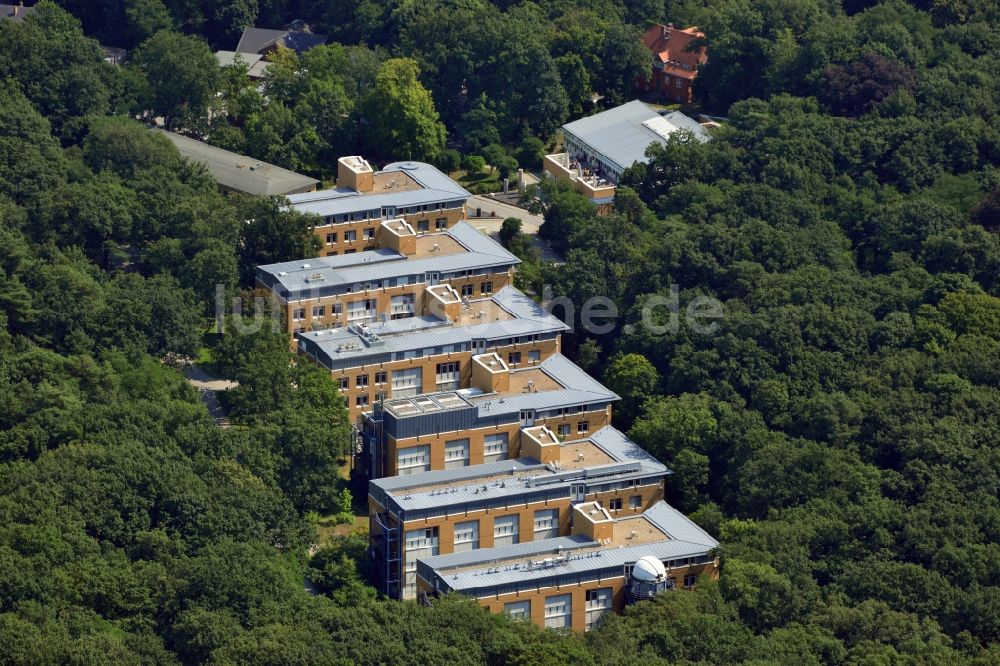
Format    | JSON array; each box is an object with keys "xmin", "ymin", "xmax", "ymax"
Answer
[
  {"xmin": 398, "ymin": 445, "xmax": 430, "ymax": 475},
  {"xmin": 533, "ymin": 509, "xmax": 558, "ymax": 541},
  {"xmin": 483, "ymin": 432, "xmax": 508, "ymax": 463},
  {"xmin": 444, "ymin": 438, "xmax": 469, "ymax": 469},
  {"xmin": 493, "ymin": 515, "xmax": 519, "ymax": 547},
  {"xmin": 453, "ymin": 520, "xmax": 479, "ymax": 552},
  {"xmin": 544, "ymin": 594, "xmax": 572, "ymax": 629},
  {"xmin": 504, "ymin": 600, "xmax": 531, "ymax": 621},
  {"xmin": 585, "ymin": 588, "xmax": 612, "ymax": 631}
]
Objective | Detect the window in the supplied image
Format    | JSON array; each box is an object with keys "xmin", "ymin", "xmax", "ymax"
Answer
[
  {"xmin": 325, "ymin": 232, "xmax": 337, "ymax": 244},
  {"xmin": 436, "ymin": 361, "xmax": 460, "ymax": 391},
  {"xmin": 608, "ymin": 498, "xmax": 622, "ymax": 511},
  {"xmin": 557, "ymin": 423, "xmax": 571, "ymax": 437},
  {"xmin": 417, "ymin": 220, "xmax": 429, "ymax": 232},
  {"xmin": 435, "ymin": 217, "xmax": 448, "ymax": 229},
  {"xmin": 504, "ymin": 600, "xmax": 531, "ymax": 621},
  {"xmin": 585, "ymin": 588, "xmax": 612, "ymax": 631},
  {"xmin": 375, "ymin": 371, "xmax": 387, "ymax": 385},
  {"xmin": 676, "ymin": 78, "xmax": 684, "ymax": 88},
  {"xmin": 363, "ymin": 227, "xmax": 375, "ymax": 240},
  {"xmin": 390, "ymin": 294, "xmax": 415, "ymax": 319},
  {"xmin": 533, "ymin": 509, "xmax": 558, "ymax": 541},
  {"xmin": 326, "ymin": 251, "xmax": 338, "ymax": 257},
  {"xmin": 528, "ymin": 350, "xmax": 541, "ymax": 363},
  {"xmin": 292, "ymin": 308, "xmax": 305, "ymax": 321},
  {"xmin": 480, "ymin": 281, "xmax": 493, "ymax": 295},
  {"xmin": 507, "ymin": 351, "xmax": 521, "ymax": 366},
  {"xmin": 453, "ymin": 520, "xmax": 479, "ymax": 552},
  {"xmin": 493, "ymin": 515, "xmax": 519, "ymax": 547},
  {"xmin": 338, "ymin": 377, "xmax": 349, "ymax": 391},
  {"xmin": 344, "ymin": 230, "xmax": 357, "ymax": 242},
  {"xmin": 444, "ymin": 438, "xmax": 469, "ymax": 469},
  {"xmin": 391, "ymin": 368, "xmax": 422, "ymax": 397},
  {"xmin": 347, "ymin": 298, "xmax": 377, "ymax": 323},
  {"xmin": 404, "ymin": 527, "xmax": 438, "ymax": 599},
  {"xmin": 461, "ymin": 283, "xmax": 474, "ymax": 297},
  {"xmin": 544, "ymin": 594, "xmax": 571, "ymax": 629},
  {"xmin": 577, "ymin": 421, "xmax": 589, "ymax": 434},
  {"xmin": 629, "ymin": 495, "xmax": 642, "ymax": 510},
  {"xmin": 312, "ymin": 305, "xmax": 325, "ymax": 318},
  {"xmin": 398, "ymin": 445, "xmax": 430, "ymax": 475},
  {"xmin": 344, "ymin": 248, "xmax": 356, "ymax": 254},
  {"xmin": 483, "ymin": 432, "xmax": 508, "ymax": 463},
  {"xmin": 293, "ymin": 327, "xmax": 303, "ymax": 338},
  {"xmin": 683, "ymin": 573, "xmax": 697, "ymax": 588},
  {"xmin": 355, "ymin": 394, "xmax": 369, "ymax": 408},
  {"xmin": 356, "ymin": 374, "xmax": 369, "ymax": 388}
]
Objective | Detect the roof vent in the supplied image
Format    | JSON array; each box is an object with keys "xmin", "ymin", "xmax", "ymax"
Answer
[{"xmin": 302, "ymin": 263, "xmax": 311, "ymax": 269}]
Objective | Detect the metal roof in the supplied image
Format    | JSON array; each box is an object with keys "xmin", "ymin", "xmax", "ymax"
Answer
[
  {"xmin": 297, "ymin": 286, "xmax": 569, "ymax": 366},
  {"xmin": 153, "ymin": 129, "xmax": 318, "ymax": 196},
  {"xmin": 420, "ymin": 501, "xmax": 719, "ymax": 593},
  {"xmin": 562, "ymin": 100, "xmax": 710, "ymax": 172},
  {"xmin": 215, "ymin": 50, "xmax": 263, "ymax": 68},
  {"xmin": 235, "ymin": 27, "xmax": 327, "ymax": 55},
  {"xmin": 256, "ymin": 221, "xmax": 519, "ymax": 296},
  {"xmin": 285, "ymin": 161, "xmax": 469, "ymax": 217},
  {"xmin": 369, "ymin": 425, "xmax": 669, "ymax": 513}
]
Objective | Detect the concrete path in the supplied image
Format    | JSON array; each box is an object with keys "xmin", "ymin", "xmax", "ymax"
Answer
[
  {"xmin": 467, "ymin": 194, "xmax": 561, "ymax": 263},
  {"xmin": 184, "ymin": 365, "xmax": 238, "ymax": 428}
]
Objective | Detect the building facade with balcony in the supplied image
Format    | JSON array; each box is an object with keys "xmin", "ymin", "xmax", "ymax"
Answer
[
  {"xmin": 543, "ymin": 101, "xmax": 711, "ymax": 213},
  {"xmin": 295, "ymin": 286, "xmax": 569, "ymax": 422},
  {"xmin": 416, "ymin": 501, "xmax": 719, "ymax": 631},
  {"xmin": 368, "ymin": 426, "xmax": 671, "ymax": 600},
  {"xmin": 256, "ymin": 220, "xmax": 520, "ymax": 339}
]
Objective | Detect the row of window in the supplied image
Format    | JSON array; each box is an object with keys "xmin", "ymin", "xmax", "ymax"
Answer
[
  {"xmin": 554, "ymin": 421, "xmax": 590, "ymax": 437},
  {"xmin": 603, "ymin": 495, "xmax": 643, "ymax": 511},
  {"xmin": 322, "ymin": 218, "xmax": 451, "ymax": 245},
  {"xmin": 318, "ymin": 200, "xmax": 462, "ymax": 227},
  {"xmin": 452, "ymin": 509, "xmax": 559, "ymax": 555},
  {"xmin": 339, "ymin": 362, "xmax": 461, "ymax": 393},
  {"xmin": 505, "ymin": 589, "xmax": 611, "ymax": 631},
  {"xmin": 397, "ymin": 431, "xmax": 511, "ymax": 475},
  {"xmin": 293, "ymin": 283, "xmax": 496, "ymax": 322}
]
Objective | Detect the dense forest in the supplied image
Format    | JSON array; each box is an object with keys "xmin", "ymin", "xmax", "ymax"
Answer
[{"xmin": 1, "ymin": 0, "xmax": 1000, "ymax": 663}]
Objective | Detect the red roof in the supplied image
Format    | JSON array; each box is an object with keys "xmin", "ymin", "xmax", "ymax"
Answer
[{"xmin": 642, "ymin": 24, "xmax": 707, "ymax": 80}]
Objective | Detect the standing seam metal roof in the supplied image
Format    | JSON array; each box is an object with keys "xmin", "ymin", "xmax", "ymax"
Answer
[
  {"xmin": 257, "ymin": 222, "xmax": 519, "ymax": 295},
  {"xmin": 286, "ymin": 161, "xmax": 470, "ymax": 217},
  {"xmin": 419, "ymin": 501, "xmax": 719, "ymax": 592},
  {"xmin": 562, "ymin": 100, "xmax": 709, "ymax": 172}
]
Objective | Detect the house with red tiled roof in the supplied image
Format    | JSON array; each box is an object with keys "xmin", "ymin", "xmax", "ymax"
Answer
[{"xmin": 639, "ymin": 23, "xmax": 707, "ymax": 104}]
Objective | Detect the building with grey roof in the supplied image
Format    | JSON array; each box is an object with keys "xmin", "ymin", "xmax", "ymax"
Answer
[
  {"xmin": 542, "ymin": 101, "xmax": 712, "ymax": 213},
  {"xmin": 0, "ymin": 3, "xmax": 34, "ymax": 22},
  {"xmin": 154, "ymin": 129, "xmax": 318, "ymax": 196},
  {"xmin": 256, "ymin": 221, "xmax": 519, "ymax": 304},
  {"xmin": 289, "ymin": 156, "xmax": 472, "ymax": 256},
  {"xmin": 235, "ymin": 26, "xmax": 327, "ymax": 56},
  {"xmin": 368, "ymin": 425, "xmax": 671, "ymax": 599},
  {"xmin": 414, "ymin": 500, "xmax": 719, "ymax": 630},
  {"xmin": 294, "ymin": 285, "xmax": 569, "ymax": 422}
]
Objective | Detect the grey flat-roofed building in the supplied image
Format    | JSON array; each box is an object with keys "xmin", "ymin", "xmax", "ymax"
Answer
[
  {"xmin": 369, "ymin": 425, "xmax": 669, "ymax": 520},
  {"xmin": 418, "ymin": 501, "xmax": 718, "ymax": 597},
  {"xmin": 296, "ymin": 286, "xmax": 569, "ymax": 371},
  {"xmin": 0, "ymin": 3, "xmax": 34, "ymax": 22},
  {"xmin": 154, "ymin": 130, "xmax": 318, "ymax": 196},
  {"xmin": 286, "ymin": 161, "xmax": 470, "ymax": 221},
  {"xmin": 235, "ymin": 27, "xmax": 327, "ymax": 55},
  {"xmin": 256, "ymin": 221, "xmax": 519, "ymax": 302},
  {"xmin": 561, "ymin": 100, "xmax": 710, "ymax": 182}
]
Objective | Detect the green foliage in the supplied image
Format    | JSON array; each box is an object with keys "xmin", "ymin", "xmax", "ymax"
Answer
[{"xmin": 130, "ymin": 30, "xmax": 220, "ymax": 129}]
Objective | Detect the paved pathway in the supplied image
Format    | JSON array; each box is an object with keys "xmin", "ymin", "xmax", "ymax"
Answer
[
  {"xmin": 184, "ymin": 365, "xmax": 237, "ymax": 427},
  {"xmin": 467, "ymin": 194, "xmax": 561, "ymax": 263}
]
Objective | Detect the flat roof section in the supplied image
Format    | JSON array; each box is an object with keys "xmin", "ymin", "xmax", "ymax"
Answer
[
  {"xmin": 562, "ymin": 100, "xmax": 710, "ymax": 173},
  {"xmin": 154, "ymin": 129, "xmax": 318, "ymax": 196},
  {"xmin": 369, "ymin": 425, "xmax": 669, "ymax": 512},
  {"xmin": 418, "ymin": 502, "xmax": 719, "ymax": 593},
  {"xmin": 257, "ymin": 221, "xmax": 519, "ymax": 299},
  {"xmin": 286, "ymin": 161, "xmax": 470, "ymax": 217}
]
